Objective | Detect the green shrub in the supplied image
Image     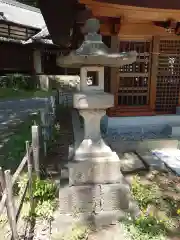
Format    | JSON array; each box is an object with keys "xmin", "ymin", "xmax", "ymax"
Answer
[
  {"xmin": 0, "ymin": 74, "xmax": 36, "ymax": 90},
  {"xmin": 17, "ymin": 173, "xmax": 57, "ymax": 220},
  {"xmin": 131, "ymin": 176, "xmax": 160, "ymax": 210},
  {"xmin": 33, "ymin": 178, "xmax": 57, "ymax": 202},
  {"xmin": 35, "ymin": 200, "xmax": 57, "ymax": 220},
  {"xmin": 61, "ymin": 225, "xmax": 89, "ymax": 240},
  {"xmin": 18, "ymin": 174, "xmax": 57, "ymax": 202},
  {"xmin": 121, "ymin": 214, "xmax": 168, "ymax": 240}
]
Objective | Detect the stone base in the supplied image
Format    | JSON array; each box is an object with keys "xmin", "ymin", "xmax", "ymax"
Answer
[
  {"xmin": 69, "ymin": 153, "xmax": 122, "ymax": 185},
  {"xmin": 59, "ymin": 183, "xmax": 139, "ymax": 224},
  {"xmin": 59, "ymin": 152, "xmax": 139, "ymax": 224},
  {"xmin": 51, "ymin": 209, "xmax": 127, "ymax": 239}
]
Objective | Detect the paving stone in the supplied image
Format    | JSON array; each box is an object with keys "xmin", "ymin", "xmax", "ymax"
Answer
[
  {"xmin": 118, "ymin": 152, "xmax": 145, "ymax": 173},
  {"xmin": 136, "ymin": 150, "xmax": 167, "ymax": 171},
  {"xmin": 88, "ymin": 224, "xmax": 130, "ymax": 240},
  {"xmin": 152, "ymin": 149, "xmax": 180, "ymax": 176}
]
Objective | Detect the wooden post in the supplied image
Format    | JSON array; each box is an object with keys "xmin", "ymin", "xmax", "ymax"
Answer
[
  {"xmin": 40, "ymin": 110, "xmax": 48, "ymax": 156},
  {"xmin": 50, "ymin": 96, "xmax": 56, "ymax": 117},
  {"xmin": 0, "ymin": 167, "xmax": 5, "ymax": 193},
  {"xmin": 26, "ymin": 141, "xmax": 33, "ymax": 213},
  {"xmin": 31, "ymin": 125, "xmax": 40, "ymax": 178},
  {"xmin": 110, "ymin": 35, "xmax": 119, "ymax": 113},
  {"xmin": 4, "ymin": 170, "xmax": 18, "ymax": 240}
]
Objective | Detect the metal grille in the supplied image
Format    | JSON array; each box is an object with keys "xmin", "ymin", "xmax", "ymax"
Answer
[
  {"xmin": 118, "ymin": 41, "xmax": 151, "ymax": 105},
  {"xmin": 155, "ymin": 40, "xmax": 180, "ymax": 113}
]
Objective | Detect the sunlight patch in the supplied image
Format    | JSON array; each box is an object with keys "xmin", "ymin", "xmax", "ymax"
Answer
[{"xmin": 152, "ymin": 149, "xmax": 180, "ymax": 175}]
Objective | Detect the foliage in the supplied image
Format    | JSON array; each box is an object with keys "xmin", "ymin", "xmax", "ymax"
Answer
[
  {"xmin": 131, "ymin": 176, "xmax": 160, "ymax": 210},
  {"xmin": 46, "ymin": 123, "xmax": 60, "ymax": 152},
  {"xmin": 0, "ymin": 114, "xmax": 39, "ymax": 172},
  {"xmin": 18, "ymin": 174, "xmax": 57, "ymax": 200},
  {"xmin": 0, "ymin": 88, "xmax": 55, "ymax": 100},
  {"xmin": 177, "ymin": 209, "xmax": 180, "ymax": 215},
  {"xmin": 61, "ymin": 225, "xmax": 89, "ymax": 240},
  {"xmin": 17, "ymin": 173, "xmax": 57, "ymax": 220},
  {"xmin": 121, "ymin": 174, "xmax": 179, "ymax": 239},
  {"xmin": 0, "ymin": 74, "xmax": 36, "ymax": 90},
  {"xmin": 121, "ymin": 214, "xmax": 167, "ymax": 240},
  {"xmin": 35, "ymin": 200, "xmax": 57, "ymax": 219},
  {"xmin": 32, "ymin": 178, "xmax": 57, "ymax": 202}
]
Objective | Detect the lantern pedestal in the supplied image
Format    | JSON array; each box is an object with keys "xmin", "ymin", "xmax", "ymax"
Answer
[{"xmin": 59, "ymin": 66, "xmax": 139, "ymax": 225}]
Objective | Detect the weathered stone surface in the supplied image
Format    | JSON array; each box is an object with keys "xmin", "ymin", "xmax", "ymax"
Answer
[
  {"xmin": 71, "ymin": 185, "xmax": 101, "ymax": 214},
  {"xmin": 59, "ymin": 186, "xmax": 72, "ymax": 214},
  {"xmin": 69, "ymin": 159, "xmax": 121, "ymax": 185},
  {"xmin": 171, "ymin": 126, "xmax": 180, "ymax": 137},
  {"xmin": 119, "ymin": 152, "xmax": 145, "ymax": 173},
  {"xmin": 101, "ymin": 184, "xmax": 130, "ymax": 211},
  {"xmin": 136, "ymin": 150, "xmax": 166, "ymax": 171}
]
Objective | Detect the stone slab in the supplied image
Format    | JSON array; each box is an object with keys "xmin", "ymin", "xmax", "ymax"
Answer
[
  {"xmin": 171, "ymin": 126, "xmax": 180, "ymax": 137},
  {"xmin": 88, "ymin": 224, "xmax": 130, "ymax": 240},
  {"xmin": 51, "ymin": 211, "xmax": 127, "ymax": 239},
  {"xmin": 118, "ymin": 152, "xmax": 145, "ymax": 173},
  {"xmin": 59, "ymin": 186, "xmax": 72, "ymax": 214},
  {"xmin": 152, "ymin": 149, "xmax": 180, "ymax": 176},
  {"xmin": 136, "ymin": 150, "xmax": 167, "ymax": 171},
  {"xmin": 69, "ymin": 158, "xmax": 122, "ymax": 186},
  {"xmin": 100, "ymin": 183, "xmax": 130, "ymax": 211},
  {"xmin": 71, "ymin": 185, "xmax": 101, "ymax": 214}
]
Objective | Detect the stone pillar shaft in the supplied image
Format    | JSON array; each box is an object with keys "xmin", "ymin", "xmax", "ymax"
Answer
[{"xmin": 80, "ymin": 109, "xmax": 105, "ymax": 141}]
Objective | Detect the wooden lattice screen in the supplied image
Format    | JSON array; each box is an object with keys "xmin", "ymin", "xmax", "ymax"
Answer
[
  {"xmin": 155, "ymin": 39, "xmax": 180, "ymax": 113},
  {"xmin": 117, "ymin": 41, "xmax": 151, "ymax": 106},
  {"xmin": 0, "ymin": 23, "xmax": 37, "ymax": 40},
  {"xmin": 103, "ymin": 36, "xmax": 111, "ymax": 93}
]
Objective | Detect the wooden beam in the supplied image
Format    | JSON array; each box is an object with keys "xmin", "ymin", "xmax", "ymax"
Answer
[
  {"xmin": 110, "ymin": 35, "xmax": 119, "ymax": 108},
  {"xmin": 149, "ymin": 36, "xmax": 160, "ymax": 111},
  {"xmin": 79, "ymin": 0, "xmax": 180, "ymax": 21},
  {"xmin": 176, "ymin": 23, "xmax": 180, "ymax": 35},
  {"xmin": 80, "ymin": 0, "xmax": 180, "ymax": 10},
  {"xmin": 118, "ymin": 22, "xmax": 178, "ymax": 39},
  {"xmin": 38, "ymin": 0, "xmax": 78, "ymax": 46}
]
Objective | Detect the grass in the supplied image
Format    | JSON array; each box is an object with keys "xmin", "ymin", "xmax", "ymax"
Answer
[
  {"xmin": 0, "ymin": 88, "xmax": 54, "ymax": 100},
  {"xmin": 0, "ymin": 113, "xmax": 40, "ymax": 172},
  {"xmin": 120, "ymin": 172, "xmax": 180, "ymax": 240}
]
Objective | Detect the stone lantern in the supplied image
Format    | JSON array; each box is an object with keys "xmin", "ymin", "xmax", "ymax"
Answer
[{"xmin": 57, "ymin": 18, "xmax": 138, "ymax": 224}]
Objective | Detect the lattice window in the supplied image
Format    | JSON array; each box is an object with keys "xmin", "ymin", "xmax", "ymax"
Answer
[
  {"xmin": 155, "ymin": 40, "xmax": 180, "ymax": 113},
  {"xmin": 103, "ymin": 36, "xmax": 111, "ymax": 93},
  {"xmin": 117, "ymin": 41, "xmax": 151, "ymax": 106}
]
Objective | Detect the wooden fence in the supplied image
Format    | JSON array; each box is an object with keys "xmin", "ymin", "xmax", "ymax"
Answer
[{"xmin": 0, "ymin": 95, "xmax": 56, "ymax": 240}]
